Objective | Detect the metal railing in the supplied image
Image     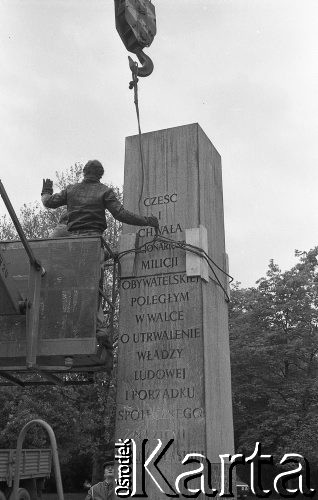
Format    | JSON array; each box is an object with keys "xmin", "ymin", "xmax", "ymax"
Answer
[{"xmin": 10, "ymin": 419, "xmax": 64, "ymax": 500}]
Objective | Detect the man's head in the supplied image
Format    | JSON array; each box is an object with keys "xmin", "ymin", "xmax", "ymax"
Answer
[
  {"xmin": 83, "ymin": 160, "xmax": 104, "ymax": 179},
  {"xmin": 103, "ymin": 460, "xmax": 114, "ymax": 482}
]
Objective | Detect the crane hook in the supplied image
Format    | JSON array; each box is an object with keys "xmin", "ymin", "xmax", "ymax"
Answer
[{"xmin": 128, "ymin": 49, "xmax": 154, "ymax": 78}]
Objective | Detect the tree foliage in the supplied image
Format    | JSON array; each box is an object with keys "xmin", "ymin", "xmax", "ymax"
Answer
[{"xmin": 229, "ymin": 248, "xmax": 318, "ymax": 486}]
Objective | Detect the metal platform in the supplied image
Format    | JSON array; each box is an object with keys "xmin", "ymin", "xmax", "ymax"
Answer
[{"xmin": 0, "ymin": 237, "xmax": 113, "ymax": 385}]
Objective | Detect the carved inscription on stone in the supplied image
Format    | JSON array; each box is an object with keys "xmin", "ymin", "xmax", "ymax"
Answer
[{"xmin": 116, "ymin": 191, "xmax": 206, "ymax": 464}]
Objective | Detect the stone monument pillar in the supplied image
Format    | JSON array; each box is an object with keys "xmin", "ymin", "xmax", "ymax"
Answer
[{"xmin": 115, "ymin": 123, "xmax": 234, "ymax": 498}]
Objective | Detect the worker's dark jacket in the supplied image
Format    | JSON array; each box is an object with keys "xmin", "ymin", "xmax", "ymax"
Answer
[
  {"xmin": 42, "ymin": 178, "xmax": 148, "ymax": 233},
  {"xmin": 85, "ymin": 480, "xmax": 113, "ymax": 500}
]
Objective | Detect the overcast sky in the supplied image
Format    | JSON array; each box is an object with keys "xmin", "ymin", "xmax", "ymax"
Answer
[{"xmin": 1, "ymin": 0, "xmax": 317, "ymax": 287}]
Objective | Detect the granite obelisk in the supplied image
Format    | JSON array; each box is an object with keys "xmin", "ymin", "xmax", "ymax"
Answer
[{"xmin": 116, "ymin": 123, "xmax": 235, "ymax": 498}]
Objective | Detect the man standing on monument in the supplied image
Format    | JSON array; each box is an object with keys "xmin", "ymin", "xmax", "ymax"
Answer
[
  {"xmin": 41, "ymin": 159, "xmax": 158, "ymax": 345},
  {"xmin": 41, "ymin": 159, "xmax": 159, "ymax": 235}
]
